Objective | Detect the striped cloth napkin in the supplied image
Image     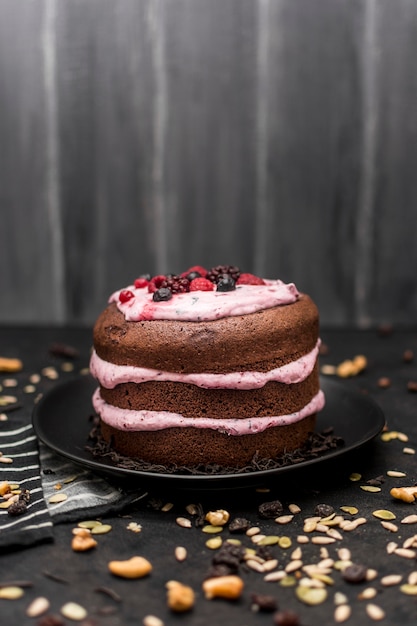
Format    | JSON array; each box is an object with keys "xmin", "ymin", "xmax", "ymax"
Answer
[{"xmin": 0, "ymin": 417, "xmax": 146, "ymax": 549}]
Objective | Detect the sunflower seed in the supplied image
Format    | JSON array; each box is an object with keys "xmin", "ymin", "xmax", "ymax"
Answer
[
  {"xmin": 381, "ymin": 574, "xmax": 402, "ymax": 586},
  {"xmin": 400, "ymin": 583, "xmax": 417, "ymax": 595},
  {"xmin": 48, "ymin": 493, "xmax": 68, "ymax": 504},
  {"xmin": 381, "ymin": 521, "xmax": 398, "ymax": 532},
  {"xmin": 61, "ymin": 601, "xmax": 87, "ymax": 621},
  {"xmin": 358, "ymin": 587, "xmax": 377, "ymax": 600},
  {"xmin": 175, "ymin": 546, "xmax": 187, "ymax": 561},
  {"xmin": 26, "ymin": 596, "xmax": 50, "ymax": 617},
  {"xmin": 176, "ymin": 517, "xmax": 192, "ymax": 528}
]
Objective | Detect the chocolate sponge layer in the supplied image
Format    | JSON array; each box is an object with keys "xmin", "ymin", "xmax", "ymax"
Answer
[
  {"xmin": 100, "ymin": 414, "xmax": 317, "ymax": 467},
  {"xmin": 93, "ymin": 294, "xmax": 318, "ymax": 374}
]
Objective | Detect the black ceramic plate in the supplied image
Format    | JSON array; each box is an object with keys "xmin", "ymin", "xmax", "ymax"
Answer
[{"xmin": 32, "ymin": 376, "xmax": 385, "ymax": 489}]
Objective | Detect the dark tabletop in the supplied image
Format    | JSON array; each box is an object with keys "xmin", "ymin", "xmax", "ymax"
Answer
[{"xmin": 1, "ymin": 325, "xmax": 417, "ymax": 626}]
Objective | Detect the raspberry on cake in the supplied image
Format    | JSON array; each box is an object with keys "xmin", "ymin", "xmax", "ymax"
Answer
[{"xmin": 90, "ymin": 265, "xmax": 325, "ymax": 468}]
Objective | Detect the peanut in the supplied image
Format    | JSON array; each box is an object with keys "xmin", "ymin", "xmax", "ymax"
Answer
[
  {"xmin": 108, "ymin": 556, "xmax": 152, "ymax": 579},
  {"xmin": 0, "ymin": 357, "xmax": 23, "ymax": 373},
  {"xmin": 202, "ymin": 575, "xmax": 244, "ymax": 600},
  {"xmin": 166, "ymin": 580, "xmax": 195, "ymax": 612}
]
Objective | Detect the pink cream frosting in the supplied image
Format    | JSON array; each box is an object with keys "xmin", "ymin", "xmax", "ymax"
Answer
[
  {"xmin": 90, "ymin": 341, "xmax": 320, "ymax": 390},
  {"xmin": 109, "ymin": 279, "xmax": 299, "ymax": 322},
  {"xmin": 92, "ymin": 388, "xmax": 325, "ymax": 436}
]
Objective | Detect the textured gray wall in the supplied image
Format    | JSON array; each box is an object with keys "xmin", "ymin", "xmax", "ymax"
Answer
[{"xmin": 1, "ymin": 0, "xmax": 416, "ymax": 326}]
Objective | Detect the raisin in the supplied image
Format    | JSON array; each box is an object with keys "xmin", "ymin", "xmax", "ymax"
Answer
[
  {"xmin": 258, "ymin": 500, "xmax": 283, "ymax": 519},
  {"xmin": 342, "ymin": 563, "xmax": 368, "ymax": 583},
  {"xmin": 8, "ymin": 500, "xmax": 27, "ymax": 516},
  {"xmin": 315, "ymin": 504, "xmax": 334, "ymax": 517}
]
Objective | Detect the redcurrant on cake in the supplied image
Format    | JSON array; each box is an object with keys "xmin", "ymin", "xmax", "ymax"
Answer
[{"xmin": 89, "ymin": 265, "xmax": 325, "ymax": 469}]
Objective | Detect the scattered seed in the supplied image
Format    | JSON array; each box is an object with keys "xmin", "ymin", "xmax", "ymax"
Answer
[
  {"xmin": 285, "ymin": 560, "xmax": 303, "ymax": 574},
  {"xmin": 366, "ymin": 569, "xmax": 378, "ymax": 581},
  {"xmin": 23, "ymin": 385, "xmax": 36, "ymax": 394},
  {"xmin": 246, "ymin": 526, "xmax": 261, "ymax": 537},
  {"xmin": 202, "ymin": 525, "xmax": 223, "ymax": 534},
  {"xmin": 311, "ymin": 536, "xmax": 336, "ymax": 545},
  {"xmin": 349, "ymin": 473, "xmax": 362, "ymax": 481},
  {"xmin": 403, "ymin": 447, "xmax": 415, "ymax": 455},
  {"xmin": 279, "ymin": 575, "xmax": 297, "ymax": 587},
  {"xmin": 340, "ymin": 506, "xmax": 358, "ymax": 515},
  {"xmin": 61, "ymin": 602, "xmax": 88, "ymax": 621},
  {"xmin": 275, "ymin": 515, "xmax": 294, "ymax": 525},
  {"xmin": 381, "ymin": 574, "xmax": 402, "ymax": 586},
  {"xmin": 360, "ymin": 485, "xmax": 381, "ymax": 493},
  {"xmin": 91, "ymin": 523, "xmax": 112, "ymax": 535},
  {"xmin": 176, "ymin": 517, "xmax": 192, "ymax": 528},
  {"xmin": 185, "ymin": 503, "xmax": 199, "ymax": 516},
  {"xmin": 78, "ymin": 520, "xmax": 102, "ymax": 529},
  {"xmin": 297, "ymin": 535, "xmax": 309, "ymax": 544},
  {"xmin": 334, "ymin": 604, "xmax": 351, "ymax": 623},
  {"xmin": 408, "ymin": 571, "xmax": 417, "ymax": 585},
  {"xmin": 358, "ymin": 587, "xmax": 377, "ymax": 600},
  {"xmin": 321, "ymin": 364, "xmax": 337, "ymax": 375},
  {"xmin": 295, "ymin": 586, "xmax": 327, "ymax": 605},
  {"xmin": 387, "ymin": 470, "xmax": 406, "ymax": 478},
  {"xmin": 386, "ymin": 541, "xmax": 398, "ymax": 554},
  {"xmin": 247, "ymin": 559, "xmax": 266, "ymax": 573},
  {"xmin": 0, "ymin": 586, "xmax": 24, "ymax": 599},
  {"xmin": 400, "ymin": 584, "xmax": 417, "ymax": 595},
  {"xmin": 143, "ymin": 616, "xmax": 164, "ymax": 626},
  {"xmin": 49, "ymin": 493, "xmax": 68, "ymax": 504},
  {"xmin": 205, "ymin": 536, "xmax": 223, "ymax": 550},
  {"xmin": 394, "ymin": 548, "xmax": 416, "ymax": 559},
  {"xmin": 278, "ymin": 536, "xmax": 292, "ymax": 549},
  {"xmin": 366, "ymin": 603, "xmax": 385, "ymax": 621},
  {"xmin": 372, "ymin": 510, "xmax": 396, "ymax": 520},
  {"xmin": 291, "ymin": 547, "xmax": 302, "ymax": 560},
  {"xmin": 401, "ymin": 514, "xmax": 417, "ymax": 524},
  {"xmin": 381, "ymin": 521, "xmax": 398, "ymax": 532},
  {"xmin": 0, "ymin": 456, "xmax": 13, "ymax": 464},
  {"xmin": 258, "ymin": 535, "xmax": 280, "ymax": 546},
  {"xmin": 263, "ymin": 559, "xmax": 279, "ymax": 572},
  {"xmin": 175, "ymin": 546, "xmax": 187, "ymax": 561},
  {"xmin": 26, "ymin": 596, "xmax": 50, "ymax": 617},
  {"xmin": 264, "ymin": 570, "xmax": 286, "ymax": 582},
  {"xmin": 288, "ymin": 504, "xmax": 301, "ymax": 514},
  {"xmin": 161, "ymin": 502, "xmax": 174, "ymax": 512},
  {"xmin": 334, "ymin": 592, "xmax": 349, "ymax": 605}
]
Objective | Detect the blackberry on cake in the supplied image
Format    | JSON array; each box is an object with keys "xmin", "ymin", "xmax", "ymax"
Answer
[{"xmin": 89, "ymin": 265, "xmax": 325, "ymax": 468}]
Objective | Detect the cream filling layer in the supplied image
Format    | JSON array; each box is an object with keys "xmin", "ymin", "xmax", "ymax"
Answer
[
  {"xmin": 90, "ymin": 341, "xmax": 320, "ymax": 391},
  {"xmin": 93, "ymin": 388, "xmax": 325, "ymax": 436}
]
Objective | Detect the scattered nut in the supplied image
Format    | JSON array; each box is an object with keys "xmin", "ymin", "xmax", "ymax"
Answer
[
  {"xmin": 202, "ymin": 575, "xmax": 244, "ymax": 600},
  {"xmin": 166, "ymin": 580, "xmax": 195, "ymax": 612},
  {"xmin": 108, "ymin": 556, "xmax": 152, "ymax": 579}
]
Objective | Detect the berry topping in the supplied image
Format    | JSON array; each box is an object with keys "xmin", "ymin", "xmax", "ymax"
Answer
[
  {"xmin": 236, "ymin": 273, "xmax": 265, "ymax": 286},
  {"xmin": 185, "ymin": 271, "xmax": 202, "ymax": 281},
  {"xmin": 134, "ymin": 277, "xmax": 149, "ymax": 289},
  {"xmin": 152, "ymin": 287, "xmax": 173, "ymax": 302},
  {"xmin": 119, "ymin": 289, "xmax": 135, "ymax": 303},
  {"xmin": 189, "ymin": 277, "xmax": 214, "ymax": 292},
  {"xmin": 216, "ymin": 274, "xmax": 236, "ymax": 292},
  {"xmin": 182, "ymin": 265, "xmax": 208, "ymax": 278},
  {"xmin": 148, "ymin": 275, "xmax": 167, "ymax": 293},
  {"xmin": 207, "ymin": 265, "xmax": 240, "ymax": 284},
  {"xmin": 160, "ymin": 275, "xmax": 190, "ymax": 294}
]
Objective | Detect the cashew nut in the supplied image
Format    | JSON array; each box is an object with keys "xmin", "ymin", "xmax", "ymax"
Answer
[
  {"xmin": 390, "ymin": 487, "xmax": 417, "ymax": 503},
  {"xmin": 108, "ymin": 556, "xmax": 152, "ymax": 579},
  {"xmin": 202, "ymin": 575, "xmax": 244, "ymax": 600}
]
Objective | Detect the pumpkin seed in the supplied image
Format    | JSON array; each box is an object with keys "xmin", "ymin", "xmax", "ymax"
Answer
[
  {"xmin": 49, "ymin": 493, "xmax": 68, "ymax": 504},
  {"xmin": 296, "ymin": 585, "xmax": 327, "ymax": 605},
  {"xmin": 349, "ymin": 472, "xmax": 362, "ymax": 481},
  {"xmin": 78, "ymin": 520, "xmax": 102, "ymax": 529},
  {"xmin": 278, "ymin": 536, "xmax": 292, "ymax": 549},
  {"xmin": 258, "ymin": 535, "xmax": 280, "ymax": 546},
  {"xmin": 202, "ymin": 525, "xmax": 223, "ymax": 534},
  {"xmin": 372, "ymin": 509, "xmax": 396, "ymax": 520},
  {"xmin": 334, "ymin": 592, "xmax": 348, "ymax": 605},
  {"xmin": 91, "ymin": 523, "xmax": 112, "ymax": 535},
  {"xmin": 400, "ymin": 583, "xmax": 417, "ymax": 595},
  {"xmin": 205, "ymin": 536, "xmax": 222, "ymax": 550},
  {"xmin": 360, "ymin": 485, "xmax": 381, "ymax": 493},
  {"xmin": 279, "ymin": 575, "xmax": 297, "ymax": 587},
  {"xmin": 340, "ymin": 506, "xmax": 358, "ymax": 515}
]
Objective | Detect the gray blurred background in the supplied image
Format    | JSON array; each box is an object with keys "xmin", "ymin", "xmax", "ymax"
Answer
[{"xmin": 1, "ymin": 0, "xmax": 416, "ymax": 327}]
